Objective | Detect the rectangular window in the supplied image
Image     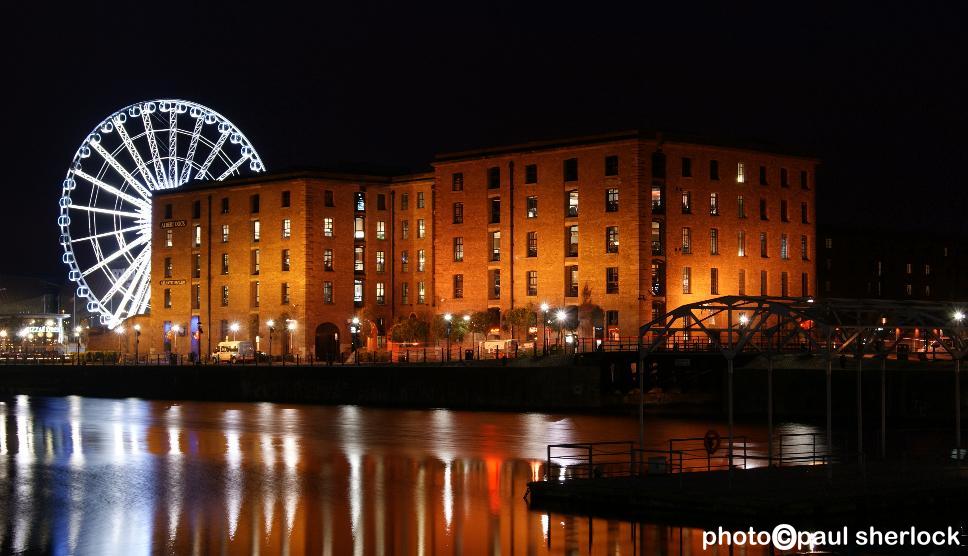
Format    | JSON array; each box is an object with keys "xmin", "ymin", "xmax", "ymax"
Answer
[
  {"xmin": 376, "ymin": 282, "xmax": 385, "ymax": 305},
  {"xmin": 800, "ymin": 236, "xmax": 808, "ymax": 260},
  {"xmin": 453, "ymin": 237, "xmax": 464, "ymax": 262},
  {"xmin": 221, "ymin": 253, "xmax": 229, "ymax": 274},
  {"xmin": 193, "ymin": 224, "xmax": 201, "ymax": 247},
  {"xmin": 710, "ymin": 228, "xmax": 719, "ymax": 255},
  {"xmin": 354, "ymin": 192, "xmax": 365, "ymax": 212},
  {"xmin": 526, "ymin": 271, "xmax": 537, "ymax": 296},
  {"xmin": 651, "ymin": 187, "xmax": 663, "ymax": 212},
  {"xmin": 606, "ymin": 188, "xmax": 619, "ymax": 212},
  {"xmin": 280, "ymin": 249, "xmax": 290, "ymax": 272},
  {"xmin": 323, "ymin": 282, "xmax": 333, "ymax": 304},
  {"xmin": 192, "ymin": 200, "xmax": 201, "ymax": 219},
  {"xmin": 487, "ymin": 270, "xmax": 500, "ymax": 299},
  {"xmin": 527, "ymin": 196, "xmax": 538, "ymax": 218},
  {"xmin": 759, "ymin": 199, "xmax": 768, "ymax": 220},
  {"xmin": 681, "ymin": 227, "xmax": 691, "ymax": 254},
  {"xmin": 781, "ymin": 272, "xmax": 789, "ymax": 296},
  {"xmin": 252, "ymin": 220, "xmax": 261, "ymax": 242},
  {"xmin": 681, "ymin": 157, "xmax": 692, "ymax": 177},
  {"xmin": 738, "ymin": 269, "xmax": 746, "ymax": 296},
  {"xmin": 651, "ymin": 221, "xmax": 662, "ymax": 255},
  {"xmin": 417, "ymin": 249, "xmax": 426, "ymax": 272},
  {"xmin": 281, "ymin": 282, "xmax": 290, "ymax": 305},
  {"xmin": 606, "ymin": 226, "xmax": 619, "ymax": 253},
  {"xmin": 163, "ymin": 203, "xmax": 173, "ymax": 220},
  {"xmin": 164, "ymin": 256, "xmax": 172, "ymax": 278},
  {"xmin": 780, "ymin": 168, "xmax": 789, "ymax": 187},
  {"xmin": 525, "ymin": 164, "xmax": 538, "ymax": 184},
  {"xmin": 682, "ymin": 267, "xmax": 691, "ymax": 294},
  {"xmin": 737, "ymin": 195, "xmax": 746, "ymax": 218},
  {"xmin": 738, "ymin": 231, "xmax": 746, "ymax": 257},
  {"xmin": 281, "ymin": 190, "xmax": 291, "ymax": 208},
  {"xmin": 781, "ymin": 234, "xmax": 789, "ymax": 260},
  {"xmin": 527, "ymin": 232, "xmax": 537, "ymax": 257},
  {"xmin": 453, "ymin": 275, "xmax": 464, "ymax": 299},
  {"xmin": 282, "ymin": 218, "xmax": 291, "ymax": 239},
  {"xmin": 606, "ymin": 310, "xmax": 619, "ymax": 326},
  {"xmin": 760, "ymin": 270, "xmax": 768, "ymax": 296},
  {"xmin": 800, "ymin": 170, "xmax": 809, "ymax": 190},
  {"xmin": 401, "ymin": 250, "xmax": 408, "ymax": 272},
  {"xmin": 490, "ymin": 198, "xmax": 501, "ymax": 223},
  {"xmin": 166, "ymin": 229, "xmax": 173, "ymax": 247},
  {"xmin": 377, "ymin": 194, "xmax": 386, "ymax": 210},
  {"xmin": 323, "ymin": 218, "xmax": 334, "ymax": 237},
  {"xmin": 355, "ymin": 279, "xmax": 364, "ymax": 305},
  {"xmin": 417, "ymin": 192, "xmax": 425, "ymax": 209},
  {"xmin": 376, "ymin": 250, "xmax": 385, "ymax": 272},
  {"xmin": 710, "ymin": 160, "xmax": 719, "ymax": 180},
  {"xmin": 354, "ymin": 246, "xmax": 364, "ymax": 272},
  {"xmin": 192, "ymin": 284, "xmax": 200, "ymax": 310},
  {"xmin": 760, "ymin": 232, "xmax": 768, "ymax": 257},
  {"xmin": 759, "ymin": 166, "xmax": 768, "ymax": 185},
  {"xmin": 192, "ymin": 253, "xmax": 201, "ymax": 278},
  {"xmin": 400, "ymin": 193, "xmax": 409, "ymax": 210},
  {"xmin": 737, "ymin": 162, "xmax": 746, "ymax": 184},
  {"xmin": 323, "ymin": 248, "xmax": 333, "ymax": 271},
  {"xmin": 567, "ymin": 190, "xmax": 579, "ymax": 217},
  {"xmin": 400, "ymin": 282, "xmax": 409, "ymax": 304},
  {"xmin": 221, "ymin": 285, "xmax": 229, "ymax": 307},
  {"xmin": 566, "ymin": 225, "xmax": 578, "ymax": 257},
  {"xmin": 606, "ymin": 267, "xmax": 619, "ymax": 294},
  {"xmin": 401, "ymin": 220, "xmax": 409, "ymax": 239},
  {"xmin": 453, "ymin": 202, "xmax": 463, "ymax": 223},
  {"xmin": 417, "ymin": 219, "xmax": 425, "ymax": 239},
  {"xmin": 221, "ymin": 197, "xmax": 229, "ymax": 214},
  {"xmin": 417, "ymin": 281, "xmax": 426, "ymax": 304},
  {"xmin": 605, "ymin": 155, "xmax": 619, "ymax": 176},
  {"xmin": 780, "ymin": 200, "xmax": 789, "ymax": 222},
  {"xmin": 354, "ymin": 217, "xmax": 365, "ymax": 239},
  {"xmin": 563, "ymin": 158, "xmax": 578, "ymax": 182},
  {"xmin": 490, "ymin": 231, "xmax": 501, "ymax": 261},
  {"xmin": 487, "ymin": 167, "xmax": 501, "ymax": 189},
  {"xmin": 324, "ymin": 190, "xmax": 334, "ymax": 207},
  {"xmin": 251, "ymin": 249, "xmax": 260, "ymax": 275},
  {"xmin": 709, "ymin": 192, "xmax": 719, "ymax": 215},
  {"xmin": 801, "ymin": 203, "xmax": 809, "ymax": 224},
  {"xmin": 681, "ymin": 191, "xmax": 691, "ymax": 214},
  {"xmin": 566, "ymin": 265, "xmax": 579, "ymax": 297},
  {"xmin": 802, "ymin": 273, "xmax": 809, "ymax": 296},
  {"xmin": 376, "ymin": 221, "xmax": 386, "ymax": 240},
  {"xmin": 710, "ymin": 268, "xmax": 719, "ymax": 295},
  {"xmin": 164, "ymin": 288, "xmax": 172, "ymax": 308},
  {"xmin": 452, "ymin": 173, "xmax": 464, "ymax": 191},
  {"xmin": 250, "ymin": 194, "xmax": 260, "ymax": 214}
]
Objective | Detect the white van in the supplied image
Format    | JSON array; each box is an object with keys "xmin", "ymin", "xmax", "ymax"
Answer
[{"xmin": 213, "ymin": 340, "xmax": 255, "ymax": 363}]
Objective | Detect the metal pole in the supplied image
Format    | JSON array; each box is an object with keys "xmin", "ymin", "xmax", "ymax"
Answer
[
  {"xmin": 880, "ymin": 357, "xmax": 886, "ymax": 459},
  {"xmin": 767, "ymin": 356, "xmax": 773, "ymax": 467}
]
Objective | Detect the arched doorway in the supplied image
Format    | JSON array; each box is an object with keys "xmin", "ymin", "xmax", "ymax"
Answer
[{"xmin": 315, "ymin": 322, "xmax": 340, "ymax": 363}]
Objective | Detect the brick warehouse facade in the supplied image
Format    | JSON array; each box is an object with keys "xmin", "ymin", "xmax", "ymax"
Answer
[{"xmin": 144, "ymin": 131, "xmax": 816, "ymax": 359}]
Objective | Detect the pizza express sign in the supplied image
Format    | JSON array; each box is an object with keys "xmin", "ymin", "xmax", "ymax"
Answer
[{"xmin": 159, "ymin": 220, "xmax": 187, "ymax": 229}]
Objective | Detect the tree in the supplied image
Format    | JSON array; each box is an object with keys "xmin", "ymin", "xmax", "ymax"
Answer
[
  {"xmin": 578, "ymin": 285, "xmax": 604, "ymax": 338},
  {"xmin": 504, "ymin": 304, "xmax": 535, "ymax": 340}
]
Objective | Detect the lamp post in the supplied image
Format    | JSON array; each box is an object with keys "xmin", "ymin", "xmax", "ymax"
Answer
[
  {"xmin": 462, "ymin": 314, "xmax": 470, "ymax": 360},
  {"xmin": 287, "ymin": 320, "xmax": 297, "ymax": 363},
  {"xmin": 540, "ymin": 303, "xmax": 549, "ymax": 356},
  {"xmin": 73, "ymin": 326, "xmax": 81, "ymax": 364},
  {"xmin": 172, "ymin": 324, "xmax": 182, "ymax": 360},
  {"xmin": 350, "ymin": 316, "xmax": 360, "ymax": 365},
  {"xmin": 444, "ymin": 314, "xmax": 452, "ymax": 362},
  {"xmin": 556, "ymin": 309, "xmax": 567, "ymax": 352},
  {"xmin": 229, "ymin": 322, "xmax": 240, "ymax": 341},
  {"xmin": 115, "ymin": 326, "xmax": 125, "ymax": 362},
  {"xmin": 133, "ymin": 324, "xmax": 141, "ymax": 364},
  {"xmin": 266, "ymin": 319, "xmax": 275, "ymax": 366},
  {"xmin": 954, "ymin": 311, "xmax": 965, "ymax": 454}
]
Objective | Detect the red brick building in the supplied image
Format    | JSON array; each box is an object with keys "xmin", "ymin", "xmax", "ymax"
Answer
[{"xmin": 144, "ymin": 131, "xmax": 816, "ymax": 359}]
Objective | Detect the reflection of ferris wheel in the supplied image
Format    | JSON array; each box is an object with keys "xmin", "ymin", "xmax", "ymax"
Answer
[{"xmin": 58, "ymin": 99, "xmax": 265, "ymax": 329}]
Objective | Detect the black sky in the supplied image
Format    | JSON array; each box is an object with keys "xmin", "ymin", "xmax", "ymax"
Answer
[{"xmin": 2, "ymin": 1, "xmax": 966, "ymax": 279}]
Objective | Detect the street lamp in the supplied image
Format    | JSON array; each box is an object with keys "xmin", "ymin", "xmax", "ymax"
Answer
[
  {"xmin": 266, "ymin": 319, "xmax": 275, "ymax": 365},
  {"xmin": 172, "ymin": 324, "xmax": 182, "ymax": 358},
  {"xmin": 739, "ymin": 313, "xmax": 750, "ymax": 326},
  {"xmin": 350, "ymin": 316, "xmax": 361, "ymax": 365},
  {"xmin": 955, "ymin": 311, "xmax": 965, "ymax": 323},
  {"xmin": 133, "ymin": 324, "xmax": 141, "ymax": 364},
  {"xmin": 73, "ymin": 326, "xmax": 81, "ymax": 364},
  {"xmin": 287, "ymin": 320, "xmax": 297, "ymax": 361},
  {"xmin": 556, "ymin": 309, "xmax": 567, "ymax": 351},
  {"xmin": 444, "ymin": 314, "xmax": 452, "ymax": 362},
  {"xmin": 540, "ymin": 303, "xmax": 549, "ymax": 355},
  {"xmin": 229, "ymin": 322, "xmax": 240, "ymax": 341},
  {"xmin": 115, "ymin": 326, "xmax": 125, "ymax": 360}
]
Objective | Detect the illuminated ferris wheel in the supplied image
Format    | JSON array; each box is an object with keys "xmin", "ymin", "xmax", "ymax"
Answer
[{"xmin": 57, "ymin": 99, "xmax": 265, "ymax": 329}]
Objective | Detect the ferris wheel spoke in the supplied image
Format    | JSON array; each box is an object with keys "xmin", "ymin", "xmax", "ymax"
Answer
[
  {"xmin": 178, "ymin": 116, "xmax": 205, "ymax": 185},
  {"xmin": 114, "ymin": 119, "xmax": 162, "ymax": 192},
  {"xmin": 216, "ymin": 154, "xmax": 251, "ymax": 181},
  {"xmin": 68, "ymin": 204, "xmax": 146, "ymax": 221},
  {"xmin": 69, "ymin": 224, "xmax": 148, "ymax": 244},
  {"xmin": 142, "ymin": 112, "xmax": 170, "ymax": 189},
  {"xmin": 73, "ymin": 169, "xmax": 152, "ymax": 210},
  {"xmin": 168, "ymin": 110, "xmax": 178, "ymax": 187},
  {"xmin": 98, "ymin": 247, "xmax": 150, "ymax": 305},
  {"xmin": 90, "ymin": 141, "xmax": 154, "ymax": 201},
  {"xmin": 80, "ymin": 234, "xmax": 150, "ymax": 277},
  {"xmin": 114, "ymin": 261, "xmax": 151, "ymax": 323},
  {"xmin": 194, "ymin": 130, "xmax": 230, "ymax": 181}
]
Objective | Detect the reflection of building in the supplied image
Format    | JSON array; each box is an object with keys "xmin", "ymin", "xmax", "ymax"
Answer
[
  {"xmin": 146, "ymin": 131, "xmax": 817, "ymax": 359},
  {"xmin": 817, "ymin": 229, "xmax": 968, "ymax": 300}
]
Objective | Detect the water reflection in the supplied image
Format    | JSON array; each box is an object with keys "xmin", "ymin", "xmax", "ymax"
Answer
[{"xmin": 0, "ymin": 396, "xmax": 799, "ymax": 554}]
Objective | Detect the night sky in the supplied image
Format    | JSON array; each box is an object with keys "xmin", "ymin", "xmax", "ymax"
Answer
[{"xmin": 3, "ymin": 2, "xmax": 966, "ymax": 280}]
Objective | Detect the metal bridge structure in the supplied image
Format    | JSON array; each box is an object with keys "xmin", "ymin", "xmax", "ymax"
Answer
[{"xmin": 636, "ymin": 296, "xmax": 968, "ymax": 472}]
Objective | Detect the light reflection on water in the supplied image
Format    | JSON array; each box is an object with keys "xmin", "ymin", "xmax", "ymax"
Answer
[{"xmin": 0, "ymin": 395, "xmax": 800, "ymax": 554}]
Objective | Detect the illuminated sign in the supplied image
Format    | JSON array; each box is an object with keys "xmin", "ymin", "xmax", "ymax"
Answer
[
  {"xmin": 159, "ymin": 220, "xmax": 187, "ymax": 229},
  {"xmin": 159, "ymin": 279, "xmax": 187, "ymax": 285}
]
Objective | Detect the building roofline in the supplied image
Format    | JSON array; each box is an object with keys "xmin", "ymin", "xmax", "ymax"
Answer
[{"xmin": 153, "ymin": 168, "xmax": 433, "ymax": 196}]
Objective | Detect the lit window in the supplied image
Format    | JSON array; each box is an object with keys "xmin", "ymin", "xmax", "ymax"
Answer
[
  {"xmin": 781, "ymin": 235, "xmax": 789, "ymax": 260},
  {"xmin": 251, "ymin": 249, "xmax": 260, "ymax": 275},
  {"xmin": 354, "ymin": 279, "xmax": 364, "ymax": 305},
  {"xmin": 166, "ymin": 229, "xmax": 173, "ymax": 247},
  {"xmin": 527, "ymin": 232, "xmax": 537, "ymax": 257},
  {"xmin": 606, "ymin": 267, "xmax": 619, "ymax": 294},
  {"xmin": 193, "ymin": 224, "xmax": 201, "ymax": 247},
  {"xmin": 417, "ymin": 281, "xmax": 426, "ymax": 304},
  {"xmin": 282, "ymin": 218, "xmax": 291, "ymax": 239},
  {"xmin": 354, "ymin": 246, "xmax": 364, "ymax": 272},
  {"xmin": 454, "ymin": 274, "xmax": 464, "ymax": 298},
  {"xmin": 737, "ymin": 231, "xmax": 746, "ymax": 257},
  {"xmin": 164, "ymin": 257, "xmax": 172, "ymax": 278},
  {"xmin": 376, "ymin": 282, "xmax": 385, "ymax": 305},
  {"xmin": 681, "ymin": 227, "xmax": 691, "ymax": 254},
  {"xmin": 221, "ymin": 285, "xmax": 229, "ymax": 306},
  {"xmin": 606, "ymin": 227, "xmax": 619, "ymax": 253},
  {"xmin": 401, "ymin": 220, "xmax": 409, "ymax": 239},
  {"xmin": 323, "ymin": 218, "xmax": 333, "ymax": 237},
  {"xmin": 323, "ymin": 282, "xmax": 333, "ymax": 304},
  {"xmin": 709, "ymin": 193, "xmax": 719, "ymax": 215},
  {"xmin": 376, "ymin": 221, "xmax": 386, "ymax": 240},
  {"xmin": 527, "ymin": 196, "xmax": 538, "ymax": 218},
  {"xmin": 490, "ymin": 232, "xmax": 501, "ymax": 261},
  {"xmin": 606, "ymin": 188, "xmax": 619, "ymax": 212},
  {"xmin": 567, "ymin": 190, "xmax": 579, "ymax": 217},
  {"xmin": 354, "ymin": 217, "xmax": 365, "ymax": 239},
  {"xmin": 417, "ymin": 249, "xmax": 426, "ymax": 272},
  {"xmin": 401, "ymin": 250, "xmax": 409, "ymax": 272},
  {"xmin": 453, "ymin": 203, "xmax": 463, "ymax": 224},
  {"xmin": 737, "ymin": 196, "xmax": 746, "ymax": 218},
  {"xmin": 417, "ymin": 192, "xmax": 425, "ymax": 209},
  {"xmin": 252, "ymin": 220, "xmax": 261, "ymax": 242},
  {"xmin": 453, "ymin": 237, "xmax": 464, "ymax": 261},
  {"xmin": 354, "ymin": 192, "xmax": 365, "ymax": 212},
  {"xmin": 323, "ymin": 249, "xmax": 333, "ymax": 271},
  {"xmin": 526, "ymin": 271, "xmax": 537, "ymax": 296},
  {"xmin": 221, "ymin": 253, "xmax": 229, "ymax": 274},
  {"xmin": 417, "ymin": 219, "xmax": 425, "ymax": 239},
  {"xmin": 376, "ymin": 251, "xmax": 385, "ymax": 272},
  {"xmin": 282, "ymin": 249, "xmax": 291, "ymax": 271},
  {"xmin": 682, "ymin": 267, "xmax": 691, "ymax": 294},
  {"xmin": 737, "ymin": 162, "xmax": 746, "ymax": 183},
  {"xmin": 681, "ymin": 191, "xmax": 691, "ymax": 214}
]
